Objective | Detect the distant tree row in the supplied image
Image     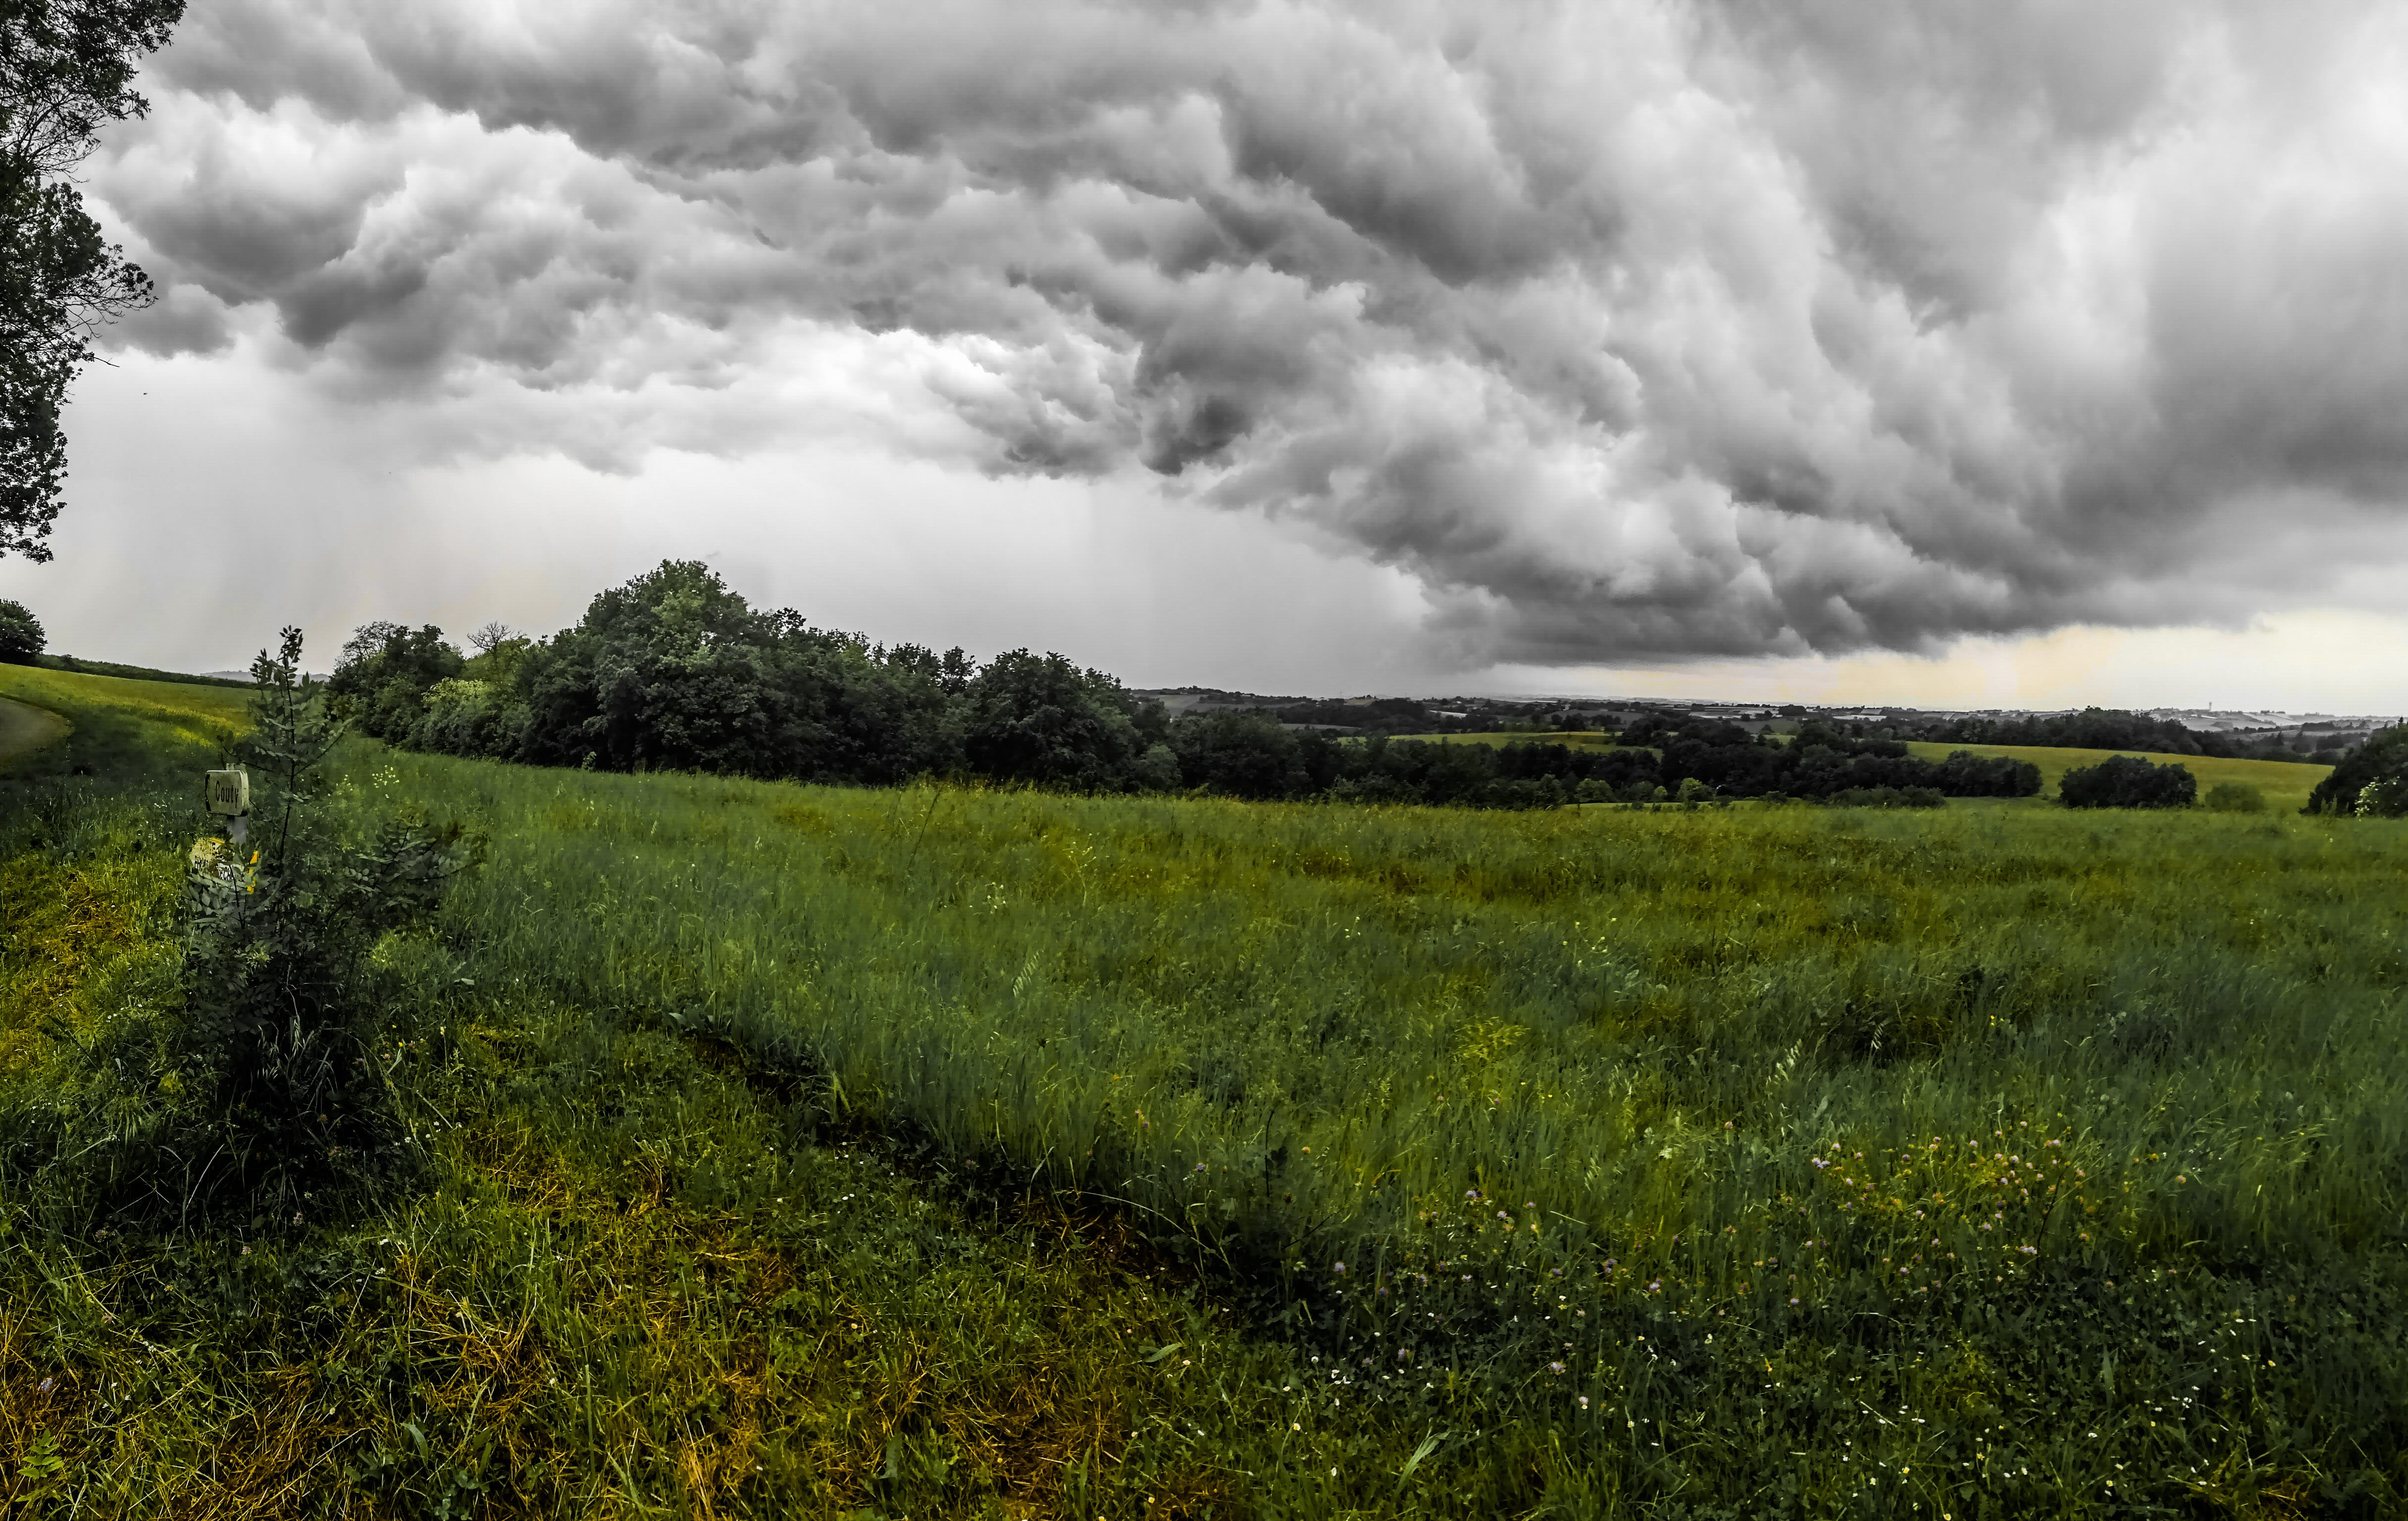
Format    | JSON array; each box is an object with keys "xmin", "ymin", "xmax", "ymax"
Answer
[
  {"xmin": 1927, "ymin": 707, "xmax": 2335, "ymax": 764},
  {"xmin": 331, "ymin": 562, "xmax": 1166, "ymax": 791},
  {"xmin": 1606, "ymin": 714, "xmax": 2041, "ymax": 802},
  {"xmin": 327, "ymin": 562, "xmax": 2057, "ymax": 810}
]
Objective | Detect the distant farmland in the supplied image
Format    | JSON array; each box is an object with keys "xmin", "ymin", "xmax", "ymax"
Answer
[
  {"xmin": 1406, "ymin": 728, "xmax": 2334, "ymax": 811},
  {"xmin": 1903, "ymin": 741, "xmax": 2329, "ymax": 810}
]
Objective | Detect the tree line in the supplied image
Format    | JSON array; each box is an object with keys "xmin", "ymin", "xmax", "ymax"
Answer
[
  {"xmin": 1925, "ymin": 706, "xmax": 2335, "ymax": 764},
  {"xmin": 326, "ymin": 561, "xmax": 2053, "ymax": 810}
]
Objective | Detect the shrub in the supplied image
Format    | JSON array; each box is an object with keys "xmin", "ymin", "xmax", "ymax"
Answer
[
  {"xmin": 0, "ymin": 598, "xmax": 42, "ymax": 663},
  {"xmin": 2359, "ymin": 775, "xmax": 2408, "ymax": 818},
  {"xmin": 2203, "ymin": 781, "xmax": 2266, "ymax": 813},
  {"xmin": 2307, "ymin": 724, "xmax": 2408, "ymax": 816},
  {"xmin": 49, "ymin": 629, "xmax": 470, "ymax": 1228},
  {"xmin": 2058, "ymin": 755, "xmax": 2197, "ymax": 809}
]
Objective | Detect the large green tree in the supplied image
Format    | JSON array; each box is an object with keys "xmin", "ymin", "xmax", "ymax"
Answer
[
  {"xmin": 960, "ymin": 649, "xmax": 1146, "ymax": 791},
  {"xmin": 0, "ymin": 592, "xmax": 38, "ymax": 659},
  {"xmin": 1, "ymin": 0, "xmax": 182, "ymax": 560}
]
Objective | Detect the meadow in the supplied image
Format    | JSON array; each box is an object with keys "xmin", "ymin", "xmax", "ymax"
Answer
[
  {"xmin": 1899, "ymin": 744, "xmax": 2328, "ymax": 812},
  {"xmin": 2, "ymin": 664, "xmax": 2404, "ymax": 1517},
  {"xmin": 0, "ymin": 662, "xmax": 247, "ymax": 785}
]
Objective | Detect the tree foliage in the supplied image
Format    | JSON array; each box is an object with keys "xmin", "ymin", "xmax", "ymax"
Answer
[
  {"xmin": 2305, "ymin": 724, "xmax": 2408, "ymax": 817},
  {"xmin": 0, "ymin": 0, "xmax": 183, "ymax": 560},
  {"xmin": 0, "ymin": 593, "xmax": 40, "ymax": 660},
  {"xmin": 2057, "ymin": 754, "xmax": 2197, "ymax": 810},
  {"xmin": 329, "ymin": 563, "xmax": 2056, "ymax": 811}
]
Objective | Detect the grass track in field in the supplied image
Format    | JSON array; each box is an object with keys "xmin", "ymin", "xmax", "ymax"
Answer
[{"xmin": 0, "ymin": 695, "xmax": 70, "ymax": 767}]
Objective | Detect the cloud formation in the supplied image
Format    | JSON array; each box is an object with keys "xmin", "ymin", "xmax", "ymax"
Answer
[{"xmin": 85, "ymin": 0, "xmax": 2408, "ymax": 662}]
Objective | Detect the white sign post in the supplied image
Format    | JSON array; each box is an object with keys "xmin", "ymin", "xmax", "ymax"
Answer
[{"xmin": 205, "ymin": 766, "xmax": 251, "ymax": 845}]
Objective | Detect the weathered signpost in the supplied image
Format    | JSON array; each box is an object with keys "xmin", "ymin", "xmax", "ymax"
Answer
[{"xmin": 205, "ymin": 765, "xmax": 251, "ymax": 844}]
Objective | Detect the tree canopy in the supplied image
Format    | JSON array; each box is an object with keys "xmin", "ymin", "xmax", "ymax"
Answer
[
  {"xmin": 2057, "ymin": 755, "xmax": 2197, "ymax": 810},
  {"xmin": 0, "ymin": 594, "xmax": 39, "ymax": 660},
  {"xmin": 0, "ymin": 0, "xmax": 182, "ymax": 560},
  {"xmin": 2305, "ymin": 725, "xmax": 2408, "ymax": 817}
]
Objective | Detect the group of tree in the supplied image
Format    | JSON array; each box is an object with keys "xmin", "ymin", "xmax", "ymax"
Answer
[
  {"xmin": 333, "ymin": 563, "xmax": 1168, "ymax": 792},
  {"xmin": 0, "ymin": 594, "xmax": 39, "ymax": 660},
  {"xmin": 2306, "ymin": 726, "xmax": 2408, "ymax": 817},
  {"xmin": 2056, "ymin": 755, "xmax": 2198, "ymax": 810},
  {"xmin": 326, "ymin": 561, "xmax": 2056, "ymax": 811},
  {"xmin": 1606, "ymin": 713, "xmax": 2041, "ymax": 803}
]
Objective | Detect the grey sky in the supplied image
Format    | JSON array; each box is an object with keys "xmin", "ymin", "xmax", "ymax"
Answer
[{"xmin": 8, "ymin": 0, "xmax": 2408, "ymax": 702}]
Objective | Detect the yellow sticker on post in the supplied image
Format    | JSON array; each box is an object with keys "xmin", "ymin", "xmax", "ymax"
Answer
[{"xmin": 205, "ymin": 767, "xmax": 250, "ymax": 815}]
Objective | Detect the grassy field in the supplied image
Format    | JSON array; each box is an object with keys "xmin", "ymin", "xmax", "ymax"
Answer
[
  {"xmin": 1903, "ymin": 743, "xmax": 2329, "ymax": 810},
  {"xmin": 3, "ymin": 666, "xmax": 2405, "ymax": 1517},
  {"xmin": 0, "ymin": 663, "xmax": 249, "ymax": 785}
]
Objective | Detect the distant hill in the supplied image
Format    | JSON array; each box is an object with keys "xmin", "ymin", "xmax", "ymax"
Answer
[{"xmin": 34, "ymin": 655, "xmax": 251, "ymax": 689}]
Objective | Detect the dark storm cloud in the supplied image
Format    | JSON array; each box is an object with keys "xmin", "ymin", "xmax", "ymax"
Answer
[{"xmin": 85, "ymin": 0, "xmax": 2408, "ymax": 661}]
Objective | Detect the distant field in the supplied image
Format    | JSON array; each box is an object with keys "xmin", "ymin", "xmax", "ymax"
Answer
[
  {"xmin": 0, "ymin": 662, "xmax": 249, "ymax": 779},
  {"xmin": 1906, "ymin": 741, "xmax": 2330, "ymax": 809},
  {"xmin": 33, "ymin": 653, "xmax": 251, "ymax": 689},
  {"xmin": 1400, "ymin": 730, "xmax": 2333, "ymax": 811},
  {"xmin": 1394, "ymin": 728, "xmax": 1619, "ymax": 748}
]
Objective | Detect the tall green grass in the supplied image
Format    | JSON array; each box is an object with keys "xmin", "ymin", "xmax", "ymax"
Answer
[
  {"xmin": 384, "ymin": 747, "xmax": 2408, "ymax": 1513},
  {"xmin": 0, "ymin": 687, "xmax": 1412, "ymax": 1518}
]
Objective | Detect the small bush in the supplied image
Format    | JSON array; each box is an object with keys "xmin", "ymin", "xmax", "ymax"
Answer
[
  {"xmin": 2203, "ymin": 781, "xmax": 2266, "ymax": 813},
  {"xmin": 2058, "ymin": 755, "xmax": 2196, "ymax": 809},
  {"xmin": 45, "ymin": 629, "xmax": 470, "ymax": 1229},
  {"xmin": 2309, "ymin": 726, "xmax": 2408, "ymax": 816}
]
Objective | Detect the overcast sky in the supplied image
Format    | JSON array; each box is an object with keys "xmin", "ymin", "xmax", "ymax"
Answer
[{"xmin": 6, "ymin": 0, "xmax": 2408, "ymax": 708}]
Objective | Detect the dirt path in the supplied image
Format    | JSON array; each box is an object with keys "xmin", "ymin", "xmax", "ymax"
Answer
[{"xmin": 0, "ymin": 695, "xmax": 70, "ymax": 768}]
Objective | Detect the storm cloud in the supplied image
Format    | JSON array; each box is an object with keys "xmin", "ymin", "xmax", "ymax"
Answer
[{"xmin": 85, "ymin": 0, "xmax": 2408, "ymax": 662}]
